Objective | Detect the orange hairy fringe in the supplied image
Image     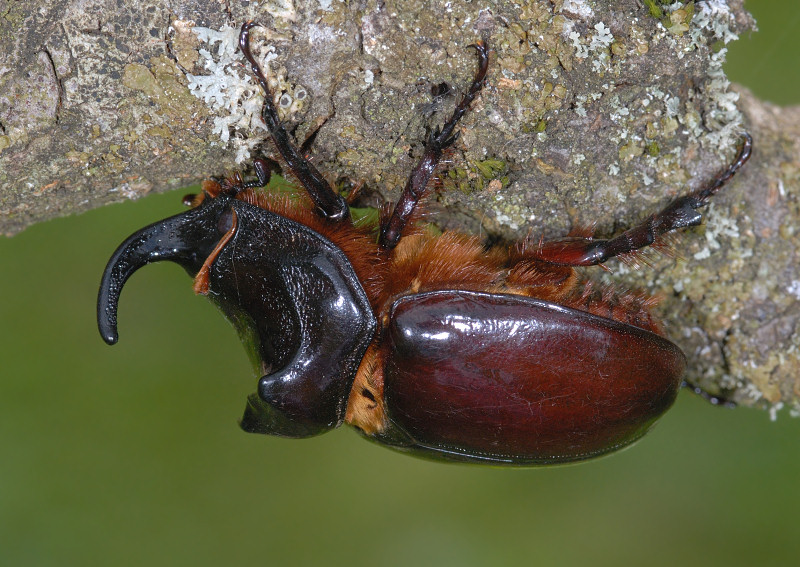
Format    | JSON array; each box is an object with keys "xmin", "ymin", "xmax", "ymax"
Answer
[
  {"xmin": 344, "ymin": 344, "xmax": 387, "ymax": 435},
  {"xmin": 201, "ymin": 176, "xmax": 665, "ymax": 336}
]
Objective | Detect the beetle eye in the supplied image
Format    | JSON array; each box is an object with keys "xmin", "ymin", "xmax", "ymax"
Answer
[{"xmin": 217, "ymin": 209, "xmax": 234, "ymax": 234}]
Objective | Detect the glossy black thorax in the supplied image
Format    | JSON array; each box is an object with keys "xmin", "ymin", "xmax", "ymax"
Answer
[
  {"xmin": 211, "ymin": 198, "xmax": 377, "ymax": 437},
  {"xmin": 99, "ymin": 194, "xmax": 377, "ymax": 438}
]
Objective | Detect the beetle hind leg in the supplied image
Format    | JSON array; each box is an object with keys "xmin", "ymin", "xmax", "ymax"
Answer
[
  {"xmin": 683, "ymin": 379, "xmax": 737, "ymax": 408},
  {"xmin": 532, "ymin": 134, "xmax": 752, "ymax": 267}
]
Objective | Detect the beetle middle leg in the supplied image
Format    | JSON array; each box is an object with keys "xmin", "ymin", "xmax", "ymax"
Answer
[
  {"xmin": 379, "ymin": 41, "xmax": 490, "ymax": 249},
  {"xmin": 239, "ymin": 21, "xmax": 349, "ymax": 222},
  {"xmin": 532, "ymin": 133, "xmax": 753, "ymax": 267}
]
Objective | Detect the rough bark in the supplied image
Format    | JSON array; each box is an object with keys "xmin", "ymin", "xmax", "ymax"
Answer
[{"xmin": 1, "ymin": 0, "xmax": 798, "ymax": 414}]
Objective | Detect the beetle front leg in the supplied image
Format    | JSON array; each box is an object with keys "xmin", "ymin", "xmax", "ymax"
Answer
[
  {"xmin": 239, "ymin": 22, "xmax": 349, "ymax": 222},
  {"xmin": 380, "ymin": 41, "xmax": 489, "ymax": 249},
  {"xmin": 532, "ymin": 134, "xmax": 753, "ymax": 266}
]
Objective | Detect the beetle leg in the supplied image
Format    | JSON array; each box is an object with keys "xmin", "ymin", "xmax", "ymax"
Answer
[
  {"xmin": 299, "ymin": 120, "xmax": 324, "ymax": 157},
  {"xmin": 239, "ymin": 22, "xmax": 349, "ymax": 222},
  {"xmin": 682, "ymin": 380, "xmax": 737, "ymax": 408},
  {"xmin": 236, "ymin": 157, "xmax": 281, "ymax": 191},
  {"xmin": 379, "ymin": 41, "xmax": 490, "ymax": 249},
  {"xmin": 532, "ymin": 134, "xmax": 753, "ymax": 266}
]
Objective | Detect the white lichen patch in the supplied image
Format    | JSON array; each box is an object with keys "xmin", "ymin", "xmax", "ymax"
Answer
[
  {"xmin": 568, "ymin": 21, "xmax": 615, "ymax": 72},
  {"xmin": 265, "ymin": 0, "xmax": 298, "ymax": 22},
  {"xmin": 664, "ymin": 94, "xmax": 681, "ymax": 118},
  {"xmin": 689, "ymin": 0, "xmax": 740, "ymax": 47},
  {"xmin": 560, "ymin": 0, "xmax": 594, "ymax": 21},
  {"xmin": 186, "ymin": 25, "xmax": 269, "ymax": 162},
  {"xmin": 769, "ymin": 402, "xmax": 784, "ymax": 422},
  {"xmin": 739, "ymin": 381, "xmax": 765, "ymax": 403},
  {"xmin": 693, "ymin": 204, "xmax": 740, "ymax": 260},
  {"xmin": 185, "ymin": 23, "xmax": 306, "ymax": 163},
  {"xmin": 685, "ymin": 1, "xmax": 745, "ymax": 152},
  {"xmin": 563, "ymin": 1, "xmax": 745, "ymax": 174},
  {"xmin": 490, "ymin": 184, "xmax": 535, "ymax": 231},
  {"xmin": 590, "ymin": 22, "xmax": 614, "ymax": 52},
  {"xmin": 787, "ymin": 280, "xmax": 800, "ymax": 301},
  {"xmin": 609, "ymin": 102, "xmax": 630, "ymax": 123}
]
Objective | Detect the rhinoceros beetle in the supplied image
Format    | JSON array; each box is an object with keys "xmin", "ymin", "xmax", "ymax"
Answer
[{"xmin": 98, "ymin": 21, "xmax": 752, "ymax": 465}]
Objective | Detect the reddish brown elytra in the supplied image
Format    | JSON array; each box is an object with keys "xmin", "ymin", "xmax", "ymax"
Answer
[{"xmin": 98, "ymin": 21, "xmax": 752, "ymax": 464}]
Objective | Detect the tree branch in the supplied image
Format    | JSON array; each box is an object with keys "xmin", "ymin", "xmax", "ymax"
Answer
[{"xmin": 1, "ymin": 0, "xmax": 797, "ymax": 414}]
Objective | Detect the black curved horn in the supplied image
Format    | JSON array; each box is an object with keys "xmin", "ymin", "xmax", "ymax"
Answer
[{"xmin": 97, "ymin": 196, "xmax": 232, "ymax": 345}]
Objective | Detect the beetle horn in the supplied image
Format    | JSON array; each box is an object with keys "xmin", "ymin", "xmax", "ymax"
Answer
[{"xmin": 98, "ymin": 196, "xmax": 232, "ymax": 345}]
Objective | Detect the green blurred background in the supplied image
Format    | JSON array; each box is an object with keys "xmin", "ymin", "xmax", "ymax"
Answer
[{"xmin": 2, "ymin": 2, "xmax": 799, "ymax": 566}]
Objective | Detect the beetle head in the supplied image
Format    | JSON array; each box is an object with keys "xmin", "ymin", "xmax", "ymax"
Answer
[{"xmin": 98, "ymin": 192, "xmax": 376, "ymax": 438}]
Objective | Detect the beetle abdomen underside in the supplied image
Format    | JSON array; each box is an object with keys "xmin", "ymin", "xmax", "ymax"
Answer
[{"xmin": 381, "ymin": 291, "xmax": 686, "ymax": 464}]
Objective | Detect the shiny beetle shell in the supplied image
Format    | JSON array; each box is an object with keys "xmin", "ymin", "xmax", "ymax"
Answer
[{"xmin": 379, "ymin": 291, "xmax": 684, "ymax": 463}]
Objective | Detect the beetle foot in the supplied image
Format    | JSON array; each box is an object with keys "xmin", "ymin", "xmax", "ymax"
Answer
[{"xmin": 682, "ymin": 380, "xmax": 737, "ymax": 409}]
